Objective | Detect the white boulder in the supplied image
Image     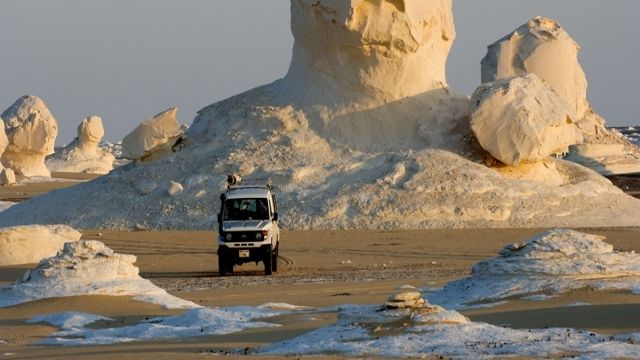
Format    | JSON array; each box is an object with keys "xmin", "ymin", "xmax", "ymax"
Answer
[
  {"xmin": 0, "ymin": 225, "xmax": 81, "ymax": 266},
  {"xmin": 0, "ymin": 240, "xmax": 198, "ymax": 309},
  {"xmin": 481, "ymin": 16, "xmax": 589, "ymax": 120},
  {"xmin": 167, "ymin": 181, "xmax": 184, "ymax": 197},
  {"xmin": 1, "ymin": 95, "xmax": 58, "ymax": 177},
  {"xmin": 471, "ymin": 74, "xmax": 583, "ymax": 166},
  {"xmin": 46, "ymin": 115, "xmax": 115, "ymax": 174},
  {"xmin": 481, "ymin": 16, "xmax": 640, "ymax": 174},
  {"xmin": 122, "ymin": 107, "xmax": 183, "ymax": 161}
]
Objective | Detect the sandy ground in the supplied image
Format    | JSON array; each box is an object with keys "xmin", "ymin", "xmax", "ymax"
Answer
[
  {"xmin": 1, "ymin": 179, "xmax": 640, "ymax": 358},
  {"xmin": 0, "ymin": 172, "xmax": 98, "ymax": 202}
]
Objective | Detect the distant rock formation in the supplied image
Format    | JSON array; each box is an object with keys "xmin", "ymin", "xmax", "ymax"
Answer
[
  {"xmin": 471, "ymin": 74, "xmax": 582, "ymax": 166},
  {"xmin": 1, "ymin": 95, "xmax": 58, "ymax": 177},
  {"xmin": 122, "ymin": 107, "xmax": 184, "ymax": 161},
  {"xmin": 482, "ymin": 16, "xmax": 640, "ymax": 175},
  {"xmin": 46, "ymin": 115, "xmax": 115, "ymax": 174},
  {"xmin": 0, "ymin": 119, "xmax": 15, "ymax": 185}
]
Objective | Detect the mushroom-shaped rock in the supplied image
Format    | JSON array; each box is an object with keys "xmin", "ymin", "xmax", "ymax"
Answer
[
  {"xmin": 78, "ymin": 115, "xmax": 105, "ymax": 151},
  {"xmin": 46, "ymin": 115, "xmax": 115, "ymax": 174},
  {"xmin": 122, "ymin": 108, "xmax": 183, "ymax": 161},
  {"xmin": 0, "ymin": 225, "xmax": 81, "ymax": 266},
  {"xmin": 282, "ymin": 0, "xmax": 457, "ymax": 105},
  {"xmin": 471, "ymin": 74, "xmax": 583, "ymax": 166},
  {"xmin": 481, "ymin": 16, "xmax": 589, "ymax": 120},
  {"xmin": 1, "ymin": 95, "xmax": 58, "ymax": 177}
]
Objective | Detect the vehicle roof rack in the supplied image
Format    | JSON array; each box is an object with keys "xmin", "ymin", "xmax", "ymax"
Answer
[{"xmin": 226, "ymin": 174, "xmax": 273, "ymax": 190}]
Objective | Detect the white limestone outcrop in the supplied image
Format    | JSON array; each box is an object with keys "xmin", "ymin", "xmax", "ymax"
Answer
[
  {"xmin": 122, "ymin": 108, "xmax": 184, "ymax": 161},
  {"xmin": 0, "ymin": 225, "xmax": 81, "ymax": 266},
  {"xmin": 0, "ymin": 240, "xmax": 197, "ymax": 309},
  {"xmin": 270, "ymin": 0, "xmax": 470, "ymax": 152},
  {"xmin": 46, "ymin": 116, "xmax": 115, "ymax": 174},
  {"xmin": 428, "ymin": 229, "xmax": 640, "ymax": 309},
  {"xmin": 481, "ymin": 16, "xmax": 640, "ymax": 174},
  {"xmin": 482, "ymin": 16, "xmax": 588, "ymax": 120},
  {"xmin": 1, "ymin": 95, "xmax": 58, "ymax": 177},
  {"xmin": 471, "ymin": 74, "xmax": 582, "ymax": 166},
  {"xmin": 283, "ymin": 0, "xmax": 456, "ymax": 106}
]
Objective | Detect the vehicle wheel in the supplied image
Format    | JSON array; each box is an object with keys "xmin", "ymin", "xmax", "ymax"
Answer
[
  {"xmin": 218, "ymin": 256, "xmax": 227, "ymax": 277},
  {"xmin": 264, "ymin": 248, "xmax": 273, "ymax": 275},
  {"xmin": 272, "ymin": 245, "xmax": 278, "ymax": 273}
]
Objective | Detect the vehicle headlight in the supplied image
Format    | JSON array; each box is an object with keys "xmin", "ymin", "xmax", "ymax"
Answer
[
  {"xmin": 225, "ymin": 233, "xmax": 233, "ymax": 241},
  {"xmin": 255, "ymin": 232, "xmax": 263, "ymax": 240}
]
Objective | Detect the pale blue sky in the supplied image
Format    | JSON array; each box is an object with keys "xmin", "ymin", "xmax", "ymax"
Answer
[{"xmin": 1, "ymin": 0, "xmax": 638, "ymax": 145}]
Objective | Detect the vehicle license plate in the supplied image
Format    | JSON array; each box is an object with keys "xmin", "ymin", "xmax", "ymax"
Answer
[{"xmin": 239, "ymin": 250, "xmax": 250, "ymax": 258}]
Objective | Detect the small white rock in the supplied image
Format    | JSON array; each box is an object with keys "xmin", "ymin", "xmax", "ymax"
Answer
[{"xmin": 167, "ymin": 181, "xmax": 184, "ymax": 197}]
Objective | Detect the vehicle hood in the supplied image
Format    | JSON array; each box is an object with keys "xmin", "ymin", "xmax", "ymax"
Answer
[{"xmin": 222, "ymin": 220, "xmax": 271, "ymax": 232}]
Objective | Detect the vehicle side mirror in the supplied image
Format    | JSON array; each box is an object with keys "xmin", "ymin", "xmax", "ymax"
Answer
[
  {"xmin": 217, "ymin": 214, "xmax": 222, "ymax": 224},
  {"xmin": 273, "ymin": 212, "xmax": 279, "ymax": 222}
]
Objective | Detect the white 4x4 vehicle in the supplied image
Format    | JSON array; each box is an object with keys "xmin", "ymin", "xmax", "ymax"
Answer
[{"xmin": 217, "ymin": 175, "xmax": 280, "ymax": 276}]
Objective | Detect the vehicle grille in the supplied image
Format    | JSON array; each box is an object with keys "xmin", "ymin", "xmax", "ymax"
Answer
[{"xmin": 224, "ymin": 232, "xmax": 258, "ymax": 242}]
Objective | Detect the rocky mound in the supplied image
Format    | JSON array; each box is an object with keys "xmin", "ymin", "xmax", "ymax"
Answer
[
  {"xmin": 428, "ymin": 229, "xmax": 640, "ymax": 309},
  {"xmin": 46, "ymin": 115, "xmax": 115, "ymax": 174},
  {"xmin": 0, "ymin": 225, "xmax": 81, "ymax": 266},
  {"xmin": 0, "ymin": 2, "xmax": 639, "ymax": 230},
  {"xmin": 0, "ymin": 240, "xmax": 197, "ymax": 309}
]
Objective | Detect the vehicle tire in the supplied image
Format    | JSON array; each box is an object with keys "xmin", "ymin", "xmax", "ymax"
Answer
[
  {"xmin": 264, "ymin": 248, "xmax": 273, "ymax": 275},
  {"xmin": 218, "ymin": 256, "xmax": 227, "ymax": 277},
  {"xmin": 272, "ymin": 245, "xmax": 278, "ymax": 273}
]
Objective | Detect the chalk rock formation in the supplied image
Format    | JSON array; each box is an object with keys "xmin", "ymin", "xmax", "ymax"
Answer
[
  {"xmin": 428, "ymin": 229, "xmax": 640, "ymax": 309},
  {"xmin": 0, "ymin": 120, "xmax": 13, "ymax": 185},
  {"xmin": 471, "ymin": 74, "xmax": 582, "ymax": 166},
  {"xmin": 122, "ymin": 108, "xmax": 184, "ymax": 161},
  {"xmin": 0, "ymin": 240, "xmax": 198, "ymax": 309},
  {"xmin": 482, "ymin": 16, "xmax": 588, "ymax": 120},
  {"xmin": 258, "ymin": 0, "xmax": 471, "ymax": 151},
  {"xmin": 283, "ymin": 0, "xmax": 456, "ymax": 105},
  {"xmin": 0, "ymin": 225, "xmax": 81, "ymax": 266},
  {"xmin": 0, "ymin": 168, "xmax": 15, "ymax": 186},
  {"xmin": 46, "ymin": 116, "xmax": 115, "ymax": 174},
  {"xmin": 385, "ymin": 291, "xmax": 426, "ymax": 309},
  {"xmin": 481, "ymin": 16, "xmax": 640, "ymax": 174},
  {"xmin": 1, "ymin": 1, "xmax": 640, "ymax": 230},
  {"xmin": 1, "ymin": 95, "xmax": 58, "ymax": 177}
]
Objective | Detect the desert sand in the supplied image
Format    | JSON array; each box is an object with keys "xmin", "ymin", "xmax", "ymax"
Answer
[{"xmin": 1, "ymin": 227, "xmax": 640, "ymax": 359}]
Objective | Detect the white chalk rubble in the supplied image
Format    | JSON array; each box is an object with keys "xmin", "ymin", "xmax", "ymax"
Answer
[
  {"xmin": 34, "ymin": 303, "xmax": 307, "ymax": 345},
  {"xmin": 261, "ymin": 292, "xmax": 640, "ymax": 359},
  {"xmin": 0, "ymin": 240, "xmax": 197, "ymax": 309},
  {"xmin": 428, "ymin": 229, "xmax": 640, "ymax": 309}
]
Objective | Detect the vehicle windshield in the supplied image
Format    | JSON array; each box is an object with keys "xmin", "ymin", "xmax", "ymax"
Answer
[{"xmin": 223, "ymin": 198, "xmax": 270, "ymax": 221}]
